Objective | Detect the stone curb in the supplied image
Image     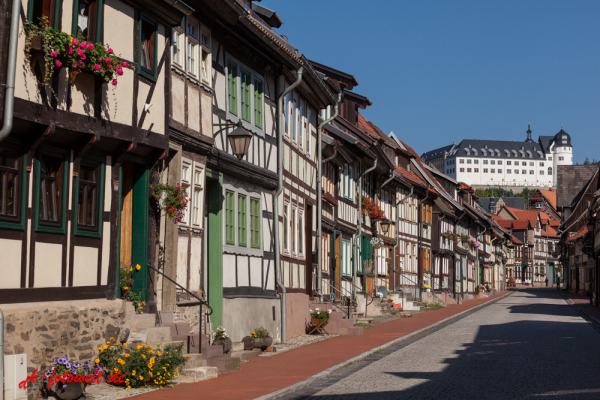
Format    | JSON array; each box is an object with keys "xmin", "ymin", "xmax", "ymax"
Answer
[
  {"xmin": 254, "ymin": 291, "xmax": 512, "ymax": 400},
  {"xmin": 558, "ymin": 291, "xmax": 600, "ymax": 325}
]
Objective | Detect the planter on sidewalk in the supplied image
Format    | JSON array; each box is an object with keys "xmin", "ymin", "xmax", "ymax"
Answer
[
  {"xmin": 213, "ymin": 338, "xmax": 233, "ymax": 354},
  {"xmin": 53, "ymin": 381, "xmax": 84, "ymax": 400}
]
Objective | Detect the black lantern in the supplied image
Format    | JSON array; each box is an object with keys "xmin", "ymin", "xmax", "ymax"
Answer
[
  {"xmin": 587, "ymin": 218, "xmax": 595, "ymax": 233},
  {"xmin": 380, "ymin": 218, "xmax": 391, "ymax": 234},
  {"xmin": 228, "ymin": 120, "xmax": 252, "ymax": 161}
]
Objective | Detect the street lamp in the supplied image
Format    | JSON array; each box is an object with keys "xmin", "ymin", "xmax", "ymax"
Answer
[
  {"xmin": 227, "ymin": 120, "xmax": 253, "ymax": 161},
  {"xmin": 379, "ymin": 218, "xmax": 391, "ymax": 235}
]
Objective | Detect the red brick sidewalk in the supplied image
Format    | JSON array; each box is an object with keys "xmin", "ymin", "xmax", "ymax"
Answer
[
  {"xmin": 131, "ymin": 291, "xmax": 508, "ymax": 400},
  {"xmin": 561, "ymin": 290, "xmax": 600, "ymax": 323}
]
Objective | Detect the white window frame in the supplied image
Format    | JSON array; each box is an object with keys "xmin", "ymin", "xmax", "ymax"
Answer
[
  {"xmin": 172, "ymin": 23, "xmax": 184, "ymax": 68},
  {"xmin": 283, "ymin": 201, "xmax": 289, "ymax": 254},
  {"xmin": 200, "ymin": 26, "xmax": 211, "ymax": 84},
  {"xmin": 298, "ymin": 99, "xmax": 305, "ymax": 151},
  {"xmin": 298, "ymin": 208, "xmax": 304, "ymax": 258},
  {"xmin": 186, "ymin": 18, "xmax": 199, "ymax": 77},
  {"xmin": 306, "ymin": 107, "xmax": 312, "ymax": 158},
  {"xmin": 191, "ymin": 163, "xmax": 203, "ymax": 227},
  {"xmin": 292, "ymin": 205, "xmax": 297, "ymax": 257},
  {"xmin": 180, "ymin": 158, "xmax": 192, "ymax": 225}
]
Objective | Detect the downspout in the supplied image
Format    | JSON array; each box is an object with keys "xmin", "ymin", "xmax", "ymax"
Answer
[
  {"xmin": 393, "ymin": 186, "xmax": 413, "ymax": 291},
  {"xmin": 355, "ymin": 153, "xmax": 377, "ymax": 298},
  {"xmin": 274, "ymin": 68, "xmax": 303, "ymax": 342},
  {"xmin": 0, "ymin": 0, "xmax": 21, "ymax": 143},
  {"xmin": 316, "ymin": 94, "xmax": 340, "ymax": 304}
]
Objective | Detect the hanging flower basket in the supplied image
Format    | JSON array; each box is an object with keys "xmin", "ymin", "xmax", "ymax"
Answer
[
  {"xmin": 370, "ymin": 237, "xmax": 384, "ymax": 249},
  {"xmin": 152, "ymin": 184, "xmax": 188, "ymax": 224},
  {"xmin": 360, "ymin": 196, "xmax": 385, "ymax": 222}
]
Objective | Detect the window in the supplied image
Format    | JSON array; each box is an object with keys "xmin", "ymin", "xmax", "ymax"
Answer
[
  {"xmin": 460, "ymin": 168, "xmax": 464, "ymax": 172},
  {"xmin": 254, "ymin": 78, "xmax": 263, "ymax": 129},
  {"xmin": 191, "ymin": 166, "xmax": 202, "ymax": 226},
  {"xmin": 342, "ymin": 238, "xmax": 351, "ymax": 277},
  {"xmin": 200, "ymin": 28, "xmax": 211, "ymax": 83},
  {"xmin": 29, "ymin": 0, "xmax": 60, "ymax": 28},
  {"xmin": 522, "ymin": 161, "xmax": 527, "ymax": 166},
  {"xmin": 467, "ymin": 159, "xmax": 472, "ymax": 164},
  {"xmin": 72, "ymin": 0, "xmax": 101, "ymax": 42},
  {"xmin": 37, "ymin": 151, "xmax": 67, "ymax": 231},
  {"xmin": 459, "ymin": 159, "xmax": 464, "ymax": 164},
  {"xmin": 225, "ymin": 190, "xmax": 235, "ymax": 245},
  {"xmin": 283, "ymin": 202, "xmax": 289, "ymax": 253},
  {"xmin": 483, "ymin": 160, "xmax": 488, "ymax": 165},
  {"xmin": 250, "ymin": 198, "xmax": 260, "ymax": 249},
  {"xmin": 180, "ymin": 160, "xmax": 191, "ymax": 225},
  {"xmin": 529, "ymin": 162, "xmax": 534, "ymax": 166},
  {"xmin": 498, "ymin": 160, "xmax": 502, "ymax": 165},
  {"xmin": 172, "ymin": 27, "xmax": 183, "ymax": 66},
  {"xmin": 498, "ymin": 169, "xmax": 502, "ymax": 173},
  {"xmin": 238, "ymin": 194, "xmax": 247, "ymax": 247},
  {"xmin": 422, "ymin": 204, "xmax": 432, "ymax": 224},
  {"xmin": 491, "ymin": 160, "xmax": 495, "ymax": 165},
  {"xmin": 292, "ymin": 205, "xmax": 297, "ymax": 255},
  {"xmin": 298, "ymin": 209, "xmax": 304, "ymax": 257},
  {"xmin": 227, "ymin": 61, "xmax": 237, "ymax": 115},
  {"xmin": 559, "ymin": 156, "xmax": 564, "ymax": 161},
  {"xmin": 292, "ymin": 98, "xmax": 298, "ymax": 143},
  {"xmin": 514, "ymin": 169, "xmax": 519, "ymax": 174},
  {"xmin": 76, "ymin": 162, "xmax": 102, "ymax": 233},
  {"xmin": 343, "ymin": 164, "xmax": 354, "ymax": 200},
  {"xmin": 284, "ymin": 93, "xmax": 291, "ymax": 136},
  {"xmin": 467, "ymin": 168, "xmax": 471, "ymax": 173},
  {"xmin": 0, "ymin": 143, "xmax": 23, "ymax": 224},
  {"xmin": 474, "ymin": 168, "xmax": 479, "ymax": 172},
  {"xmin": 491, "ymin": 169, "xmax": 495, "ymax": 173},
  {"xmin": 483, "ymin": 168, "xmax": 488, "ymax": 173},
  {"xmin": 548, "ymin": 167, "xmax": 552, "ymax": 175},
  {"xmin": 529, "ymin": 170, "xmax": 534, "ymax": 175},
  {"xmin": 186, "ymin": 20, "xmax": 198, "ymax": 75},
  {"xmin": 306, "ymin": 108, "xmax": 312, "ymax": 156},
  {"xmin": 474, "ymin": 160, "xmax": 479, "ymax": 164},
  {"xmin": 240, "ymin": 70, "xmax": 251, "ymax": 122},
  {"xmin": 539, "ymin": 162, "xmax": 544, "ymax": 167},
  {"xmin": 139, "ymin": 14, "xmax": 158, "ymax": 80},
  {"xmin": 507, "ymin": 161, "xmax": 512, "ymax": 165},
  {"xmin": 522, "ymin": 170, "xmax": 526, "ymax": 174},
  {"xmin": 539, "ymin": 170, "xmax": 544, "ymax": 175},
  {"xmin": 299, "ymin": 100, "xmax": 306, "ymax": 150},
  {"xmin": 548, "ymin": 157, "xmax": 552, "ymax": 161}
]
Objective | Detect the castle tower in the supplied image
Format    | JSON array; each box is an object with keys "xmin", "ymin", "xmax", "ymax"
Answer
[{"xmin": 552, "ymin": 127, "xmax": 573, "ymax": 185}]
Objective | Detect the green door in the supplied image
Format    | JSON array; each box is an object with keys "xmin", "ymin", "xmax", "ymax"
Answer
[{"xmin": 206, "ymin": 170, "xmax": 223, "ymax": 329}]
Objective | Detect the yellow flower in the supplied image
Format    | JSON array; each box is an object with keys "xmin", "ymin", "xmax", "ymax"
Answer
[
  {"xmin": 125, "ymin": 354, "xmax": 130, "ymax": 358},
  {"xmin": 149, "ymin": 372, "xmax": 153, "ymax": 377},
  {"xmin": 139, "ymin": 376, "xmax": 143, "ymax": 380},
  {"xmin": 186, "ymin": 355, "xmax": 190, "ymax": 359},
  {"xmin": 142, "ymin": 301, "xmax": 146, "ymax": 306},
  {"xmin": 139, "ymin": 306, "xmax": 143, "ymax": 309},
  {"xmin": 150, "ymin": 358, "xmax": 155, "ymax": 363},
  {"xmin": 137, "ymin": 345, "xmax": 142, "ymax": 350},
  {"xmin": 157, "ymin": 351, "xmax": 161, "ymax": 356},
  {"xmin": 95, "ymin": 358, "xmax": 100, "ymax": 364},
  {"xmin": 141, "ymin": 354, "xmax": 146, "ymax": 359},
  {"xmin": 148, "ymin": 345, "xmax": 152, "ymax": 349},
  {"xmin": 110, "ymin": 337, "xmax": 115, "ymax": 340},
  {"xmin": 123, "ymin": 286, "xmax": 129, "ymax": 290},
  {"xmin": 106, "ymin": 341, "xmax": 110, "ymax": 344},
  {"xmin": 142, "ymin": 343, "xmax": 147, "ymax": 346},
  {"xmin": 129, "ymin": 267, "xmax": 132, "ymax": 272},
  {"xmin": 147, "ymin": 350, "xmax": 154, "ymax": 354},
  {"xmin": 136, "ymin": 264, "xmax": 141, "ymax": 271},
  {"xmin": 123, "ymin": 343, "xmax": 127, "ymax": 347},
  {"xmin": 126, "ymin": 386, "xmax": 131, "ymax": 390},
  {"xmin": 103, "ymin": 345, "xmax": 109, "ymax": 349},
  {"xmin": 132, "ymin": 370, "xmax": 136, "ymax": 376},
  {"xmin": 98, "ymin": 347, "xmax": 102, "ymax": 351}
]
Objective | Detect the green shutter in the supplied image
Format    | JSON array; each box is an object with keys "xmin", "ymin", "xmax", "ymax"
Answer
[
  {"xmin": 254, "ymin": 79, "xmax": 263, "ymax": 129},
  {"xmin": 227, "ymin": 61, "xmax": 237, "ymax": 115},
  {"xmin": 225, "ymin": 190, "xmax": 235, "ymax": 245},
  {"xmin": 240, "ymin": 70, "xmax": 251, "ymax": 122},
  {"xmin": 250, "ymin": 198, "xmax": 261, "ymax": 249},
  {"xmin": 238, "ymin": 194, "xmax": 247, "ymax": 247}
]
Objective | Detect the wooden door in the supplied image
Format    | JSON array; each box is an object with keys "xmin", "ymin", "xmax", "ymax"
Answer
[{"xmin": 120, "ymin": 162, "xmax": 133, "ymax": 267}]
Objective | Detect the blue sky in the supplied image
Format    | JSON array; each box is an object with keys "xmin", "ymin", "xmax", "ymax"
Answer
[{"xmin": 261, "ymin": 0, "xmax": 600, "ymax": 163}]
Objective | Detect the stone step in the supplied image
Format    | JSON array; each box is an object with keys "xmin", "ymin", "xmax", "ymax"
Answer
[
  {"xmin": 127, "ymin": 327, "xmax": 171, "ymax": 345},
  {"xmin": 357, "ymin": 317, "xmax": 373, "ymax": 324},
  {"xmin": 184, "ymin": 354, "xmax": 203, "ymax": 368},
  {"xmin": 161, "ymin": 340, "xmax": 187, "ymax": 354},
  {"xmin": 231, "ymin": 342, "xmax": 244, "ymax": 352},
  {"xmin": 230, "ymin": 349, "xmax": 261, "ymax": 361},
  {"xmin": 129, "ymin": 313, "xmax": 157, "ymax": 329},
  {"xmin": 201, "ymin": 344, "xmax": 224, "ymax": 360},
  {"xmin": 176, "ymin": 366, "xmax": 218, "ymax": 383},
  {"xmin": 202, "ymin": 356, "xmax": 240, "ymax": 373}
]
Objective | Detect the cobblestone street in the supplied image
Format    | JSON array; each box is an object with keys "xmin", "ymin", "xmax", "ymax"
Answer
[{"xmin": 284, "ymin": 289, "xmax": 600, "ymax": 400}]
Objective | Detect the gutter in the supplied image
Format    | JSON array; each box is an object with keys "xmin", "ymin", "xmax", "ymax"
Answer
[
  {"xmin": 165, "ymin": 0, "xmax": 194, "ymax": 14},
  {"xmin": 393, "ymin": 186, "xmax": 414, "ymax": 291},
  {"xmin": 274, "ymin": 68, "xmax": 303, "ymax": 343},
  {"xmin": 0, "ymin": 0, "xmax": 21, "ymax": 143},
  {"xmin": 354, "ymin": 150, "xmax": 377, "ymax": 298},
  {"xmin": 316, "ymin": 93, "xmax": 340, "ymax": 304}
]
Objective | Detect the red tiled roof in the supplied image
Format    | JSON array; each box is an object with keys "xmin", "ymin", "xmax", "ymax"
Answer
[
  {"xmin": 511, "ymin": 236, "xmax": 523, "ymax": 245},
  {"xmin": 246, "ymin": 16, "xmax": 304, "ymax": 65},
  {"xmin": 497, "ymin": 220, "xmax": 530, "ymax": 230},
  {"xmin": 539, "ymin": 189, "xmax": 557, "ymax": 208},
  {"xmin": 459, "ymin": 182, "xmax": 475, "ymax": 192},
  {"xmin": 491, "ymin": 214, "xmax": 503, "ymax": 222},
  {"xmin": 542, "ymin": 226, "xmax": 559, "ymax": 238},
  {"xmin": 566, "ymin": 226, "xmax": 587, "ymax": 242},
  {"xmin": 357, "ymin": 113, "xmax": 380, "ymax": 140},
  {"xmin": 395, "ymin": 165, "xmax": 426, "ymax": 186}
]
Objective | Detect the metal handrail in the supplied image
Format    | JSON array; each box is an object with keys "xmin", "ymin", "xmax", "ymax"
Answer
[
  {"xmin": 391, "ymin": 268, "xmax": 448, "ymax": 306},
  {"xmin": 147, "ymin": 264, "xmax": 213, "ymax": 316},
  {"xmin": 319, "ymin": 283, "xmax": 352, "ymax": 318}
]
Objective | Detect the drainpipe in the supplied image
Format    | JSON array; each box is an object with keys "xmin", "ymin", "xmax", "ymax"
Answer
[
  {"xmin": 0, "ymin": 0, "xmax": 21, "ymax": 143},
  {"xmin": 274, "ymin": 68, "xmax": 303, "ymax": 343},
  {"xmin": 393, "ymin": 186, "xmax": 413, "ymax": 291},
  {"xmin": 354, "ymin": 154, "xmax": 377, "ymax": 298},
  {"xmin": 316, "ymin": 94, "xmax": 340, "ymax": 304}
]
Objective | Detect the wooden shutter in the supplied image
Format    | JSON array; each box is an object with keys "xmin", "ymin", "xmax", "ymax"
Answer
[
  {"xmin": 238, "ymin": 194, "xmax": 246, "ymax": 247},
  {"xmin": 254, "ymin": 79, "xmax": 263, "ymax": 128},
  {"xmin": 225, "ymin": 191, "xmax": 234, "ymax": 245},
  {"xmin": 240, "ymin": 70, "xmax": 251, "ymax": 122}
]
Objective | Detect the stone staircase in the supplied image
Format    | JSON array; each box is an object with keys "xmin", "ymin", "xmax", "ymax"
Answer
[{"xmin": 310, "ymin": 302, "xmax": 363, "ymax": 336}]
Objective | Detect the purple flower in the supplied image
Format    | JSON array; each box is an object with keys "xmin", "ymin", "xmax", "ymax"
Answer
[
  {"xmin": 57, "ymin": 357, "xmax": 67, "ymax": 365},
  {"xmin": 63, "ymin": 385, "xmax": 67, "ymax": 389},
  {"xmin": 65, "ymin": 362, "xmax": 71, "ymax": 369},
  {"xmin": 52, "ymin": 358, "xmax": 56, "ymax": 362},
  {"xmin": 45, "ymin": 370, "xmax": 53, "ymax": 377}
]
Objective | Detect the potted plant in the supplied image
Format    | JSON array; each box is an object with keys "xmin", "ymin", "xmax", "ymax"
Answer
[
  {"xmin": 250, "ymin": 327, "xmax": 273, "ymax": 350},
  {"xmin": 42, "ymin": 356, "xmax": 97, "ymax": 400},
  {"xmin": 507, "ymin": 276, "xmax": 516, "ymax": 287},
  {"xmin": 424, "ymin": 285, "xmax": 431, "ymax": 293},
  {"xmin": 212, "ymin": 326, "xmax": 232, "ymax": 354},
  {"xmin": 370, "ymin": 237, "xmax": 384, "ymax": 249},
  {"xmin": 310, "ymin": 308, "xmax": 331, "ymax": 327},
  {"xmin": 152, "ymin": 184, "xmax": 188, "ymax": 224},
  {"xmin": 120, "ymin": 264, "xmax": 144, "ymax": 314}
]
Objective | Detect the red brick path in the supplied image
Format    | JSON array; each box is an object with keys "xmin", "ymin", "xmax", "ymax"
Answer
[
  {"xmin": 131, "ymin": 291, "xmax": 508, "ymax": 400},
  {"xmin": 561, "ymin": 290, "xmax": 600, "ymax": 323}
]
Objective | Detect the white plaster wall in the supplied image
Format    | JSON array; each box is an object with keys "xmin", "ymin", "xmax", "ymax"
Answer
[
  {"xmin": 171, "ymin": 75, "xmax": 185, "ymax": 124},
  {"xmin": 34, "ymin": 243, "xmax": 62, "ymax": 288},
  {"xmin": 222, "ymin": 298, "xmax": 281, "ymax": 343},
  {"xmin": 188, "ymin": 86, "xmax": 200, "ymax": 132},
  {"xmin": 249, "ymin": 256, "xmax": 261, "ymax": 287},
  {"xmin": 189, "ymin": 236, "xmax": 202, "ymax": 291},
  {"xmin": 0, "ymin": 239, "xmax": 22, "ymax": 289},
  {"xmin": 177, "ymin": 235, "xmax": 188, "ymax": 287},
  {"xmin": 101, "ymin": 221, "xmax": 111, "ymax": 285},
  {"xmin": 72, "ymin": 246, "xmax": 99, "ymax": 286},
  {"xmin": 223, "ymin": 254, "xmax": 236, "ymax": 287}
]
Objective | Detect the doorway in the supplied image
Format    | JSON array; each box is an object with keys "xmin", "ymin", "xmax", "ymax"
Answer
[{"xmin": 119, "ymin": 161, "xmax": 149, "ymax": 301}]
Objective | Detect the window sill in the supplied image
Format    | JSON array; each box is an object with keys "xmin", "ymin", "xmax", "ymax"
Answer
[
  {"xmin": 36, "ymin": 224, "xmax": 66, "ymax": 235},
  {"xmin": 0, "ymin": 219, "xmax": 25, "ymax": 231},
  {"xmin": 227, "ymin": 114, "xmax": 265, "ymax": 139},
  {"xmin": 74, "ymin": 228, "xmax": 101, "ymax": 238},
  {"xmin": 223, "ymin": 245, "xmax": 263, "ymax": 257}
]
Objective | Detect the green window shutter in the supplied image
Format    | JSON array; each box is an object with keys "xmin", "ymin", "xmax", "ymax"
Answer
[
  {"xmin": 250, "ymin": 198, "xmax": 261, "ymax": 248},
  {"xmin": 240, "ymin": 70, "xmax": 251, "ymax": 122},
  {"xmin": 227, "ymin": 61, "xmax": 237, "ymax": 115},
  {"xmin": 225, "ymin": 190, "xmax": 235, "ymax": 245},
  {"xmin": 254, "ymin": 79, "xmax": 263, "ymax": 129},
  {"xmin": 238, "ymin": 194, "xmax": 247, "ymax": 247}
]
